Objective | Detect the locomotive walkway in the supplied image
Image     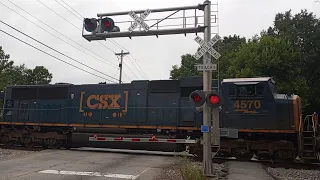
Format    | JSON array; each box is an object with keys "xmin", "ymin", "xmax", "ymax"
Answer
[{"xmin": 226, "ymin": 161, "xmax": 274, "ymax": 180}]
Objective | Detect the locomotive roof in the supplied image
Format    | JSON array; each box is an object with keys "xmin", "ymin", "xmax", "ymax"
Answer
[{"xmin": 222, "ymin": 77, "xmax": 272, "ymax": 83}]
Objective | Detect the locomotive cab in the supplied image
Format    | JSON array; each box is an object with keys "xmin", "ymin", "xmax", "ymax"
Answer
[{"xmin": 220, "ymin": 77, "xmax": 298, "ymax": 132}]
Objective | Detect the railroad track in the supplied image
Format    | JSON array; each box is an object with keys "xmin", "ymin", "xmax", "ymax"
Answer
[{"xmin": 0, "ymin": 143, "xmax": 46, "ymax": 151}]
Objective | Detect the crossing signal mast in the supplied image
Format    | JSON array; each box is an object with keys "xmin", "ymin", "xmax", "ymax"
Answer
[{"xmin": 81, "ymin": 1, "xmax": 220, "ymax": 177}]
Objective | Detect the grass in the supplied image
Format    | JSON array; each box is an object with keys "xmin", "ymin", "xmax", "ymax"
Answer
[{"xmin": 176, "ymin": 157, "xmax": 207, "ymax": 180}]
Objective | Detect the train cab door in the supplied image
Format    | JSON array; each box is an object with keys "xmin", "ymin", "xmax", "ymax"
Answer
[{"xmin": 17, "ymin": 101, "xmax": 30, "ymax": 122}]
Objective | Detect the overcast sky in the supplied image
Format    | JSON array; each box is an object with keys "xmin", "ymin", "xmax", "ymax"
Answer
[{"xmin": 0, "ymin": 0, "xmax": 319, "ymax": 85}]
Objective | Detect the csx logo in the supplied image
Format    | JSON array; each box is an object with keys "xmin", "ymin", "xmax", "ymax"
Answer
[
  {"xmin": 79, "ymin": 91, "xmax": 129, "ymax": 116},
  {"xmin": 87, "ymin": 94, "xmax": 121, "ymax": 109}
]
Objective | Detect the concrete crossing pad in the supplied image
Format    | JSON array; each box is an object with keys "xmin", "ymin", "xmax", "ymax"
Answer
[{"xmin": 226, "ymin": 161, "xmax": 274, "ymax": 180}]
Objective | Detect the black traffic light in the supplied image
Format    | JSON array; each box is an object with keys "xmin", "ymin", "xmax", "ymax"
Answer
[
  {"xmin": 83, "ymin": 17, "xmax": 120, "ymax": 33},
  {"xmin": 189, "ymin": 90, "xmax": 206, "ymax": 107},
  {"xmin": 84, "ymin": 18, "xmax": 98, "ymax": 32},
  {"xmin": 206, "ymin": 91, "xmax": 221, "ymax": 108}
]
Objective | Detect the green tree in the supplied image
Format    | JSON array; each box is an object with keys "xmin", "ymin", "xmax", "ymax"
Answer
[
  {"xmin": 24, "ymin": 66, "xmax": 52, "ymax": 84},
  {"xmin": 169, "ymin": 35, "xmax": 247, "ymax": 80},
  {"xmin": 262, "ymin": 9, "xmax": 320, "ymax": 113},
  {"xmin": 0, "ymin": 46, "xmax": 53, "ymax": 87},
  {"xmin": 225, "ymin": 36, "xmax": 308, "ymax": 97}
]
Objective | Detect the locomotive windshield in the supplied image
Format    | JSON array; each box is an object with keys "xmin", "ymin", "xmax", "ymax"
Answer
[{"xmin": 230, "ymin": 82, "xmax": 264, "ymax": 96}]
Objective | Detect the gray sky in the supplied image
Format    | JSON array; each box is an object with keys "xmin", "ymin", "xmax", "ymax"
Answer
[{"xmin": 0, "ymin": 0, "xmax": 319, "ymax": 85}]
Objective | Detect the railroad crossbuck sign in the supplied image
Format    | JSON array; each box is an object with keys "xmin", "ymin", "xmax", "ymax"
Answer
[
  {"xmin": 193, "ymin": 34, "xmax": 221, "ymax": 62},
  {"xmin": 128, "ymin": 9, "xmax": 151, "ymax": 32}
]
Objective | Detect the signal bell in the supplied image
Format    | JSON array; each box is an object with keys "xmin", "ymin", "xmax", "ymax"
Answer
[
  {"xmin": 189, "ymin": 90, "xmax": 206, "ymax": 107},
  {"xmin": 206, "ymin": 91, "xmax": 221, "ymax": 108}
]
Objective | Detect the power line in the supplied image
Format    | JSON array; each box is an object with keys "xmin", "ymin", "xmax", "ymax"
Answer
[
  {"xmin": 1, "ymin": 0, "xmax": 118, "ymax": 68},
  {"xmin": 59, "ymin": 0, "xmax": 83, "ymax": 19},
  {"xmin": 35, "ymin": 0, "xmax": 117, "ymax": 53},
  {"xmin": 54, "ymin": 0, "xmax": 83, "ymax": 20},
  {"xmin": 123, "ymin": 63, "xmax": 139, "ymax": 79},
  {"xmin": 56, "ymin": 0, "xmax": 149, "ymax": 80},
  {"xmin": 0, "ymin": 20, "xmax": 119, "ymax": 82},
  {"xmin": 127, "ymin": 55, "xmax": 149, "ymax": 79},
  {"xmin": 0, "ymin": 29, "xmax": 116, "ymax": 82}
]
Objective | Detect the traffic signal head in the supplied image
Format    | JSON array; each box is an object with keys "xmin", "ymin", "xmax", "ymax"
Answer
[
  {"xmin": 189, "ymin": 90, "xmax": 206, "ymax": 107},
  {"xmin": 101, "ymin": 17, "xmax": 115, "ymax": 32},
  {"xmin": 83, "ymin": 17, "xmax": 120, "ymax": 33},
  {"xmin": 206, "ymin": 91, "xmax": 221, "ymax": 108},
  {"xmin": 84, "ymin": 18, "xmax": 98, "ymax": 32}
]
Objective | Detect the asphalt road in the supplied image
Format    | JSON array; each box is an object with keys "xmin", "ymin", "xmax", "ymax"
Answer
[{"xmin": 0, "ymin": 148, "xmax": 185, "ymax": 180}]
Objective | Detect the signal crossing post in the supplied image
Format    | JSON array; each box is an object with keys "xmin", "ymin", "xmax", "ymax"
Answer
[
  {"xmin": 115, "ymin": 50, "xmax": 130, "ymax": 84},
  {"xmin": 81, "ymin": 1, "xmax": 219, "ymax": 177},
  {"xmin": 202, "ymin": 0, "xmax": 213, "ymax": 175}
]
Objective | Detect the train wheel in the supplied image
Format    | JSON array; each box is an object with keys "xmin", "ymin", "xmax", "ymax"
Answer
[
  {"xmin": 316, "ymin": 152, "xmax": 320, "ymax": 162},
  {"xmin": 45, "ymin": 138, "xmax": 60, "ymax": 149},
  {"xmin": 23, "ymin": 137, "xmax": 35, "ymax": 149},
  {"xmin": 2, "ymin": 135, "xmax": 13, "ymax": 147}
]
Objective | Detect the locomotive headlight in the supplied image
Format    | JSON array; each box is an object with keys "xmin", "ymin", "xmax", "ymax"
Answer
[{"xmin": 71, "ymin": 93, "xmax": 75, "ymax": 99}]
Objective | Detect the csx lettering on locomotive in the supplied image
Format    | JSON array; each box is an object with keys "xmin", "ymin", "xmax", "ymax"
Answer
[
  {"xmin": 87, "ymin": 94, "xmax": 121, "ymax": 109},
  {"xmin": 79, "ymin": 91, "xmax": 129, "ymax": 114}
]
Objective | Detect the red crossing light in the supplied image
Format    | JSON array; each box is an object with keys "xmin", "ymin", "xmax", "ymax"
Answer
[
  {"xmin": 206, "ymin": 91, "xmax": 221, "ymax": 108},
  {"xmin": 192, "ymin": 94, "xmax": 202, "ymax": 103},
  {"xmin": 101, "ymin": 17, "xmax": 115, "ymax": 32},
  {"xmin": 210, "ymin": 95, "xmax": 220, "ymax": 104},
  {"xmin": 189, "ymin": 90, "xmax": 205, "ymax": 107}
]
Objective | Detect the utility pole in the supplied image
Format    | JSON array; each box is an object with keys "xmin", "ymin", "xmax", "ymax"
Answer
[{"xmin": 115, "ymin": 50, "xmax": 129, "ymax": 84}]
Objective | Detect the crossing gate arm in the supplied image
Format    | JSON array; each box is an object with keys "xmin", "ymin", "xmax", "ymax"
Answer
[{"xmin": 89, "ymin": 135, "xmax": 198, "ymax": 144}]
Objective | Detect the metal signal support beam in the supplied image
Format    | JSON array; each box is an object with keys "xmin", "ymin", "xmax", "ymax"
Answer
[
  {"xmin": 115, "ymin": 50, "xmax": 130, "ymax": 84},
  {"xmin": 82, "ymin": 3, "xmax": 211, "ymax": 40}
]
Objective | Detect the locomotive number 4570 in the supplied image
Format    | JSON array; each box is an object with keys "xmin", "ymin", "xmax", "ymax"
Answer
[{"xmin": 234, "ymin": 100, "xmax": 261, "ymax": 109}]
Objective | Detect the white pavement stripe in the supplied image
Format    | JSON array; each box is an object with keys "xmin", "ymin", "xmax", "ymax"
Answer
[{"xmin": 38, "ymin": 170, "xmax": 136, "ymax": 179}]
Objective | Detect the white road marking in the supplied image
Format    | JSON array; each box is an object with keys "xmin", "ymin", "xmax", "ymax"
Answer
[
  {"xmin": 132, "ymin": 167, "xmax": 150, "ymax": 180},
  {"xmin": 38, "ymin": 170, "xmax": 136, "ymax": 179}
]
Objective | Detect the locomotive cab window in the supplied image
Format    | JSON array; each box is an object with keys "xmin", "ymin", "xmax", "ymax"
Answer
[{"xmin": 230, "ymin": 82, "xmax": 265, "ymax": 97}]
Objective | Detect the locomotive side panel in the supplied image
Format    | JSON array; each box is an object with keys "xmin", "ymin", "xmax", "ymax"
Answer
[
  {"xmin": 70, "ymin": 81, "xmax": 148, "ymax": 126},
  {"xmin": 147, "ymin": 80, "xmax": 180, "ymax": 126},
  {"xmin": 2, "ymin": 85, "xmax": 70, "ymax": 124}
]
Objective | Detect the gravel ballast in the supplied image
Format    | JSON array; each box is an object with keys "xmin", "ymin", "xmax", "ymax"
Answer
[
  {"xmin": 0, "ymin": 148, "xmax": 37, "ymax": 161},
  {"xmin": 267, "ymin": 167, "xmax": 320, "ymax": 180}
]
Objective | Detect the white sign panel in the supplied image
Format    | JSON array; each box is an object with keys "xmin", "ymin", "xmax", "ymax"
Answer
[
  {"xmin": 195, "ymin": 64, "xmax": 217, "ymax": 71},
  {"xmin": 193, "ymin": 35, "xmax": 221, "ymax": 62},
  {"xmin": 128, "ymin": 9, "xmax": 151, "ymax": 32}
]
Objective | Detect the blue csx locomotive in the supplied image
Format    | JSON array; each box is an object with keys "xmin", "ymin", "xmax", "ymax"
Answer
[{"xmin": 0, "ymin": 76, "xmax": 319, "ymax": 162}]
